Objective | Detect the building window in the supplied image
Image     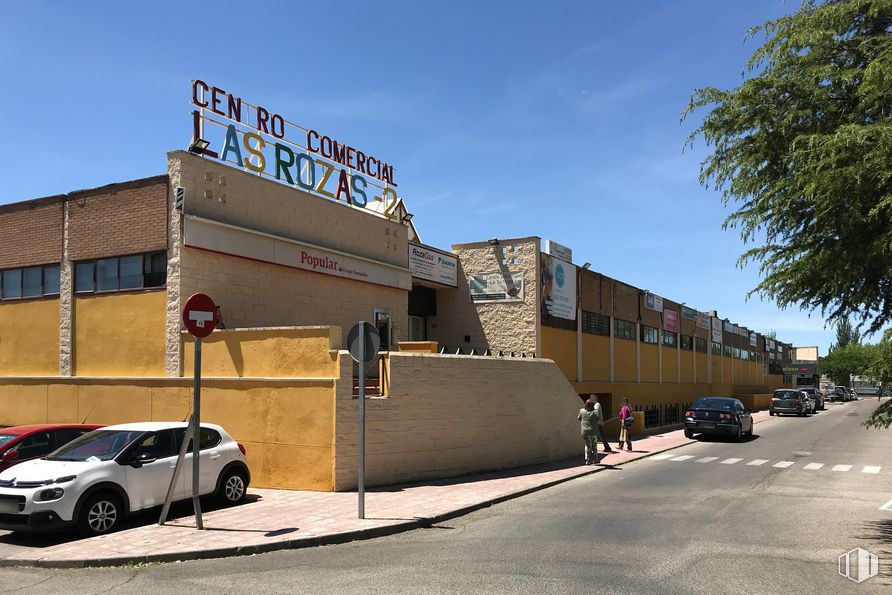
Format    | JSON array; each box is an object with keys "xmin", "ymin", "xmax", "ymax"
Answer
[
  {"xmin": 724, "ymin": 344, "xmax": 732, "ymax": 357},
  {"xmin": 75, "ymin": 251, "xmax": 167, "ymax": 294},
  {"xmin": 712, "ymin": 341, "xmax": 722, "ymax": 355},
  {"xmin": 695, "ymin": 337, "xmax": 708, "ymax": 353},
  {"xmin": 641, "ymin": 325, "xmax": 658, "ymax": 344},
  {"xmin": 542, "ymin": 311, "xmax": 576, "ymax": 331},
  {"xmin": 733, "ymin": 347, "xmax": 741, "ymax": 359},
  {"xmin": 581, "ymin": 311, "xmax": 610, "ymax": 336},
  {"xmin": 0, "ymin": 264, "xmax": 61, "ymax": 300},
  {"xmin": 681, "ymin": 335, "xmax": 694, "ymax": 351},
  {"xmin": 741, "ymin": 349, "xmax": 748, "ymax": 361},
  {"xmin": 614, "ymin": 319, "xmax": 636, "ymax": 341},
  {"xmin": 662, "ymin": 331, "xmax": 677, "ymax": 347}
]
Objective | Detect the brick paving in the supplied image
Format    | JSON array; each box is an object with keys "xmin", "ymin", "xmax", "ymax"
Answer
[{"xmin": 0, "ymin": 413, "xmax": 771, "ymax": 568}]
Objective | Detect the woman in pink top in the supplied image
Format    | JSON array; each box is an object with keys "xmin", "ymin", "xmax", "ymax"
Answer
[{"xmin": 618, "ymin": 398, "xmax": 633, "ymax": 451}]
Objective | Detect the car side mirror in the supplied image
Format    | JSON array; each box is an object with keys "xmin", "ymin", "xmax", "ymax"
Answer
[
  {"xmin": 1, "ymin": 450, "xmax": 19, "ymax": 462},
  {"xmin": 130, "ymin": 452, "xmax": 156, "ymax": 468}
]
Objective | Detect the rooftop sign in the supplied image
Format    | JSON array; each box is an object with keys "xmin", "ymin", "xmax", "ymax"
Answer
[{"xmin": 189, "ymin": 80, "xmax": 403, "ymax": 218}]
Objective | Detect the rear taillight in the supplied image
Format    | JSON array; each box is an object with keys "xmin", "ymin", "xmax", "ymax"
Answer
[
  {"xmin": 719, "ymin": 413, "xmax": 733, "ymax": 421},
  {"xmin": 684, "ymin": 410, "xmax": 695, "ymax": 418},
  {"xmin": 238, "ymin": 443, "xmax": 246, "ymax": 456}
]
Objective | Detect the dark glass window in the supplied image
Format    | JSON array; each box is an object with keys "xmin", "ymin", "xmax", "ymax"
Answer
[
  {"xmin": 119, "ymin": 255, "xmax": 143, "ymax": 290},
  {"xmin": 2, "ymin": 269, "xmax": 22, "ymax": 299},
  {"xmin": 96, "ymin": 258, "xmax": 118, "ymax": 292},
  {"xmin": 641, "ymin": 325, "xmax": 658, "ymax": 344},
  {"xmin": 680, "ymin": 335, "xmax": 694, "ymax": 351},
  {"xmin": 581, "ymin": 311, "xmax": 610, "ymax": 336},
  {"xmin": 712, "ymin": 342, "xmax": 722, "ymax": 355},
  {"xmin": 145, "ymin": 252, "xmax": 167, "ymax": 287},
  {"xmin": 43, "ymin": 265, "xmax": 60, "ymax": 295},
  {"xmin": 662, "ymin": 331, "xmax": 677, "ymax": 347},
  {"xmin": 22, "ymin": 267, "xmax": 42, "ymax": 298},
  {"xmin": 75, "ymin": 262, "xmax": 94, "ymax": 293},
  {"xmin": 614, "ymin": 319, "xmax": 636, "ymax": 341},
  {"xmin": 695, "ymin": 337, "xmax": 708, "ymax": 353}
]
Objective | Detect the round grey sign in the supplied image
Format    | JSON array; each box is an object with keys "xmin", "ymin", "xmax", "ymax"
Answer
[{"xmin": 348, "ymin": 321, "xmax": 381, "ymax": 364}]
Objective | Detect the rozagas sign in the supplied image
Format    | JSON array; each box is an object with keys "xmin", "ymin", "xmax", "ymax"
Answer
[{"xmin": 189, "ymin": 80, "xmax": 402, "ymax": 217}]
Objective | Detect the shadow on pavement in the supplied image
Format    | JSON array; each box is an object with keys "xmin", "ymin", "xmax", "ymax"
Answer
[{"xmin": 690, "ymin": 434, "xmax": 760, "ymax": 444}]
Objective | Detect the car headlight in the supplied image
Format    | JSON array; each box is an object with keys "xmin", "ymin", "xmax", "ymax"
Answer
[
  {"xmin": 35, "ymin": 487, "xmax": 64, "ymax": 502},
  {"xmin": 55, "ymin": 475, "xmax": 77, "ymax": 484}
]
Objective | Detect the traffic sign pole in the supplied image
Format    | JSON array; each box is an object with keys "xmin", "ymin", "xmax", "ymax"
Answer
[
  {"xmin": 192, "ymin": 337, "xmax": 204, "ymax": 529},
  {"xmin": 358, "ymin": 324, "xmax": 365, "ymax": 519}
]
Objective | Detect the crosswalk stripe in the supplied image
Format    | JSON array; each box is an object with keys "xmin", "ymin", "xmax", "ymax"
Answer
[
  {"xmin": 650, "ymin": 454, "xmax": 675, "ymax": 460},
  {"xmin": 863, "ymin": 466, "xmax": 882, "ymax": 474},
  {"xmin": 695, "ymin": 457, "xmax": 718, "ymax": 463},
  {"xmin": 832, "ymin": 464, "xmax": 852, "ymax": 472},
  {"xmin": 803, "ymin": 463, "xmax": 824, "ymax": 470},
  {"xmin": 720, "ymin": 458, "xmax": 743, "ymax": 465},
  {"xmin": 671, "ymin": 455, "xmax": 695, "ymax": 462},
  {"xmin": 881, "ymin": 498, "xmax": 892, "ymax": 511},
  {"xmin": 747, "ymin": 459, "xmax": 769, "ymax": 466},
  {"xmin": 773, "ymin": 461, "xmax": 794, "ymax": 468}
]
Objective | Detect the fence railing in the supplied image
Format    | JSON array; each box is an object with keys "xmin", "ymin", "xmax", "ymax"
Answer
[
  {"xmin": 642, "ymin": 402, "xmax": 692, "ymax": 429},
  {"xmin": 437, "ymin": 346, "xmax": 535, "ymax": 358}
]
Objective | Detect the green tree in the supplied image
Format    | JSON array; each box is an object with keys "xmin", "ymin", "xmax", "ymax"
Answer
[
  {"xmin": 819, "ymin": 342, "xmax": 871, "ymax": 385},
  {"xmin": 684, "ymin": 0, "xmax": 892, "ymax": 334},
  {"xmin": 865, "ymin": 329, "xmax": 892, "ymax": 428},
  {"xmin": 829, "ymin": 318, "xmax": 860, "ymax": 352}
]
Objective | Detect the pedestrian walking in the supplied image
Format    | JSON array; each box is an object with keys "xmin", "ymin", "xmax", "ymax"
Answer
[
  {"xmin": 589, "ymin": 394, "xmax": 613, "ymax": 452},
  {"xmin": 617, "ymin": 398, "xmax": 633, "ymax": 451},
  {"xmin": 577, "ymin": 398, "xmax": 599, "ymax": 465}
]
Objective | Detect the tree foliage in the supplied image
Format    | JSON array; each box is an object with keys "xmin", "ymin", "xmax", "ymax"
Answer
[
  {"xmin": 684, "ymin": 0, "xmax": 892, "ymax": 334},
  {"xmin": 819, "ymin": 342, "xmax": 872, "ymax": 384},
  {"xmin": 865, "ymin": 328, "xmax": 892, "ymax": 428},
  {"xmin": 829, "ymin": 317, "xmax": 860, "ymax": 351}
]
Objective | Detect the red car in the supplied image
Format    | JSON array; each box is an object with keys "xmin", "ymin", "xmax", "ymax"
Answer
[{"xmin": 0, "ymin": 424, "xmax": 103, "ymax": 472}]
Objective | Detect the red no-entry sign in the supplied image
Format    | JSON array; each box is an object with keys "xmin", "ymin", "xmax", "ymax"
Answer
[{"xmin": 183, "ymin": 293, "xmax": 218, "ymax": 338}]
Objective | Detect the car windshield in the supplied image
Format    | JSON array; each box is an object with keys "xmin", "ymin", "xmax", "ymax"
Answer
[
  {"xmin": 801, "ymin": 389, "xmax": 815, "ymax": 394},
  {"xmin": 774, "ymin": 390, "xmax": 801, "ymax": 399},
  {"xmin": 45, "ymin": 430, "xmax": 145, "ymax": 462},
  {"xmin": 0, "ymin": 433, "xmax": 21, "ymax": 448},
  {"xmin": 693, "ymin": 398, "xmax": 734, "ymax": 410}
]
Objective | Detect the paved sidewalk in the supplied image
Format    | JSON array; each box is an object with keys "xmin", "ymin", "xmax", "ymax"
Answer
[{"xmin": 0, "ymin": 411, "xmax": 772, "ymax": 568}]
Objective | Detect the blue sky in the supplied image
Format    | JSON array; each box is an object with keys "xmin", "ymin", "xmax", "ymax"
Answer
[{"xmin": 0, "ymin": 1, "xmax": 850, "ymax": 355}]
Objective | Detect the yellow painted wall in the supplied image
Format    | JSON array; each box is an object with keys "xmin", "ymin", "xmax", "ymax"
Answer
[
  {"xmin": 614, "ymin": 339, "xmax": 636, "ymax": 382},
  {"xmin": 581, "ymin": 334, "xmax": 610, "ymax": 381},
  {"xmin": 722, "ymin": 357, "xmax": 732, "ymax": 385},
  {"xmin": 0, "ymin": 299, "xmax": 59, "ymax": 375},
  {"xmin": 183, "ymin": 327, "xmax": 340, "ymax": 378},
  {"xmin": 541, "ymin": 327, "xmax": 577, "ymax": 380},
  {"xmin": 640, "ymin": 344, "xmax": 659, "ymax": 382},
  {"xmin": 0, "ymin": 377, "xmax": 336, "ymax": 491},
  {"xmin": 74, "ymin": 291, "xmax": 167, "ymax": 376},
  {"xmin": 661, "ymin": 346, "xmax": 678, "ymax": 383},
  {"xmin": 695, "ymin": 353, "xmax": 708, "ymax": 384}
]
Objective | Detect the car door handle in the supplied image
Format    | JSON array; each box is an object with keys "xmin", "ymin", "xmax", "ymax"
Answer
[{"xmin": 209, "ymin": 452, "xmax": 220, "ymax": 460}]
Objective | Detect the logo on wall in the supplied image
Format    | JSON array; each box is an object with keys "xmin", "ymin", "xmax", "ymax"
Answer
[{"xmin": 188, "ymin": 80, "xmax": 405, "ymax": 219}]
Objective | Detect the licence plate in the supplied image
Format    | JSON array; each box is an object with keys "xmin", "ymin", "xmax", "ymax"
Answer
[
  {"xmin": 699, "ymin": 423, "xmax": 715, "ymax": 429},
  {"xmin": 0, "ymin": 499, "xmax": 20, "ymax": 514}
]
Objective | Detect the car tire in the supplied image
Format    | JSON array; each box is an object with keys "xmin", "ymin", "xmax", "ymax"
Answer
[
  {"xmin": 769, "ymin": 410, "xmax": 775, "ymax": 416},
  {"xmin": 77, "ymin": 492, "xmax": 122, "ymax": 536},
  {"xmin": 216, "ymin": 468, "xmax": 248, "ymax": 505},
  {"xmin": 684, "ymin": 429, "xmax": 694, "ymax": 439},
  {"xmin": 734, "ymin": 425, "xmax": 742, "ymax": 442}
]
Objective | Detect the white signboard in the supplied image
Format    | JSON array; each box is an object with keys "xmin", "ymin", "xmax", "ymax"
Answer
[
  {"xmin": 541, "ymin": 253, "xmax": 577, "ymax": 320},
  {"xmin": 696, "ymin": 311, "xmax": 710, "ymax": 330},
  {"xmin": 749, "ymin": 332, "xmax": 757, "ymax": 347},
  {"xmin": 469, "ymin": 272, "xmax": 524, "ymax": 302},
  {"xmin": 408, "ymin": 243, "xmax": 457, "ymax": 287},
  {"xmin": 184, "ymin": 216, "xmax": 411, "ymax": 290},
  {"xmin": 545, "ymin": 240, "xmax": 573, "ymax": 263},
  {"xmin": 711, "ymin": 317, "xmax": 723, "ymax": 344},
  {"xmin": 645, "ymin": 292, "xmax": 663, "ymax": 312}
]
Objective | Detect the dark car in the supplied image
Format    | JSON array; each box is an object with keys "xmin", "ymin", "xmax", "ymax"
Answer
[
  {"xmin": 0, "ymin": 424, "xmax": 103, "ymax": 472},
  {"xmin": 684, "ymin": 397, "xmax": 754, "ymax": 441},
  {"xmin": 770, "ymin": 389, "xmax": 808, "ymax": 416},
  {"xmin": 799, "ymin": 387, "xmax": 824, "ymax": 410}
]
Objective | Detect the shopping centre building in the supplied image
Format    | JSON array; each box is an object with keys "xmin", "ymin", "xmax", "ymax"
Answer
[{"xmin": 0, "ymin": 81, "xmax": 795, "ymax": 490}]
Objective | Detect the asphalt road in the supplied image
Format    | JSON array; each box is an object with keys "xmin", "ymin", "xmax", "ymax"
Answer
[{"xmin": 2, "ymin": 398, "xmax": 890, "ymax": 594}]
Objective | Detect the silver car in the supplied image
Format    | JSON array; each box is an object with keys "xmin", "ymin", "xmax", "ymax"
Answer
[{"xmin": 770, "ymin": 389, "xmax": 809, "ymax": 416}]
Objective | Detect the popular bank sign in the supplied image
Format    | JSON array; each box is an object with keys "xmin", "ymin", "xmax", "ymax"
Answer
[{"xmin": 189, "ymin": 80, "xmax": 403, "ymax": 217}]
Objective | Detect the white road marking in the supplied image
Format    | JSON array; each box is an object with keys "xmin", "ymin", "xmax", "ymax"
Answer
[
  {"xmin": 880, "ymin": 498, "xmax": 892, "ymax": 511},
  {"xmin": 773, "ymin": 461, "xmax": 794, "ymax": 468},
  {"xmin": 832, "ymin": 464, "xmax": 852, "ymax": 472},
  {"xmin": 695, "ymin": 457, "xmax": 718, "ymax": 463},
  {"xmin": 650, "ymin": 454, "xmax": 675, "ymax": 460},
  {"xmin": 671, "ymin": 455, "xmax": 695, "ymax": 462},
  {"xmin": 863, "ymin": 466, "xmax": 882, "ymax": 474},
  {"xmin": 720, "ymin": 458, "xmax": 743, "ymax": 465},
  {"xmin": 747, "ymin": 459, "xmax": 769, "ymax": 466},
  {"xmin": 803, "ymin": 463, "xmax": 824, "ymax": 470}
]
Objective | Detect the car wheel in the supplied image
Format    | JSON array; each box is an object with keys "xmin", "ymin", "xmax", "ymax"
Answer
[
  {"xmin": 216, "ymin": 468, "xmax": 248, "ymax": 505},
  {"xmin": 769, "ymin": 410, "xmax": 775, "ymax": 416},
  {"xmin": 77, "ymin": 492, "xmax": 122, "ymax": 536},
  {"xmin": 684, "ymin": 429, "xmax": 694, "ymax": 439}
]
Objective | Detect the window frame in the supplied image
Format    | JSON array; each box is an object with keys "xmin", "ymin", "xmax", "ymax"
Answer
[
  {"xmin": 74, "ymin": 251, "xmax": 167, "ymax": 296},
  {"xmin": 680, "ymin": 334, "xmax": 694, "ymax": 351},
  {"xmin": 640, "ymin": 325, "xmax": 658, "ymax": 344},
  {"xmin": 614, "ymin": 318, "xmax": 636, "ymax": 341},
  {"xmin": 662, "ymin": 330, "xmax": 677, "ymax": 347},
  {"xmin": 0, "ymin": 263, "xmax": 62, "ymax": 301}
]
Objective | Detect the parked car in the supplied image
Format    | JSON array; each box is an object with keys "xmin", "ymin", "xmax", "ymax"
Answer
[
  {"xmin": 848, "ymin": 388, "xmax": 858, "ymax": 400},
  {"xmin": 830, "ymin": 386, "xmax": 851, "ymax": 402},
  {"xmin": 770, "ymin": 389, "xmax": 809, "ymax": 416},
  {"xmin": 684, "ymin": 397, "xmax": 754, "ymax": 441},
  {"xmin": 799, "ymin": 387, "xmax": 824, "ymax": 411},
  {"xmin": 800, "ymin": 392, "xmax": 816, "ymax": 414},
  {"xmin": 0, "ymin": 422, "xmax": 249, "ymax": 535},
  {"xmin": 0, "ymin": 425, "xmax": 103, "ymax": 473}
]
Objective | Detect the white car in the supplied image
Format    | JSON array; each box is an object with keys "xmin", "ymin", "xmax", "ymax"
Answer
[{"xmin": 0, "ymin": 422, "xmax": 250, "ymax": 536}]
